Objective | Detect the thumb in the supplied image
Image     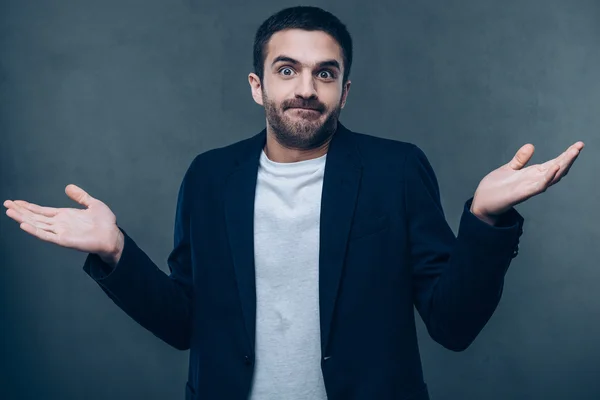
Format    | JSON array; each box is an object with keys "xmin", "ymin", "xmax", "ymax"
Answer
[
  {"xmin": 508, "ymin": 144, "xmax": 535, "ymax": 170},
  {"xmin": 65, "ymin": 184, "xmax": 94, "ymax": 207}
]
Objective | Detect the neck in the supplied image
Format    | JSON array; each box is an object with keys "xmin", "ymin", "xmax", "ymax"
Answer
[
  {"xmin": 264, "ymin": 125, "xmax": 335, "ymax": 163},
  {"xmin": 264, "ymin": 136, "xmax": 331, "ymax": 163},
  {"xmin": 264, "ymin": 131, "xmax": 331, "ymax": 163}
]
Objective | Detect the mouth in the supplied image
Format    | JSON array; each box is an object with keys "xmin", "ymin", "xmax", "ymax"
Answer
[{"xmin": 287, "ymin": 107, "xmax": 321, "ymax": 113}]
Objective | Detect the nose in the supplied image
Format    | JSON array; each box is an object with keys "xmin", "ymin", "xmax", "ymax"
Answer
[{"xmin": 294, "ymin": 72, "xmax": 317, "ymax": 99}]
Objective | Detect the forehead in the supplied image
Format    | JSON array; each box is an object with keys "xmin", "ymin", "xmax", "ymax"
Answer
[{"xmin": 265, "ymin": 29, "xmax": 344, "ymax": 67}]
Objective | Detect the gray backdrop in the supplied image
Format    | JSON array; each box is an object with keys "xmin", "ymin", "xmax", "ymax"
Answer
[{"xmin": 1, "ymin": 0, "xmax": 599, "ymax": 399}]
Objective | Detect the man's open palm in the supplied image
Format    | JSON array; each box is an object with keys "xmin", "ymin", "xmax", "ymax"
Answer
[
  {"xmin": 471, "ymin": 141, "xmax": 584, "ymax": 219},
  {"xmin": 4, "ymin": 184, "xmax": 120, "ymax": 258}
]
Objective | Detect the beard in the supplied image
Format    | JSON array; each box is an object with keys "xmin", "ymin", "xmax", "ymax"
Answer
[{"xmin": 263, "ymin": 91, "xmax": 342, "ymax": 150}]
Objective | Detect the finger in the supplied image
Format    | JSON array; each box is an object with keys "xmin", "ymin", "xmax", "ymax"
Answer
[
  {"xmin": 550, "ymin": 147, "xmax": 582, "ymax": 185},
  {"xmin": 542, "ymin": 141, "xmax": 585, "ymax": 169},
  {"xmin": 508, "ymin": 144, "xmax": 535, "ymax": 170},
  {"xmin": 13, "ymin": 200, "xmax": 59, "ymax": 217},
  {"xmin": 19, "ymin": 222, "xmax": 60, "ymax": 245},
  {"xmin": 6, "ymin": 207, "xmax": 56, "ymax": 232},
  {"xmin": 4, "ymin": 199, "xmax": 20, "ymax": 210},
  {"xmin": 572, "ymin": 141, "xmax": 585, "ymax": 151},
  {"xmin": 65, "ymin": 184, "xmax": 94, "ymax": 208},
  {"xmin": 27, "ymin": 219, "xmax": 55, "ymax": 232},
  {"xmin": 10, "ymin": 200, "xmax": 55, "ymax": 225},
  {"xmin": 539, "ymin": 164, "xmax": 560, "ymax": 192},
  {"xmin": 5, "ymin": 207, "xmax": 23, "ymax": 224}
]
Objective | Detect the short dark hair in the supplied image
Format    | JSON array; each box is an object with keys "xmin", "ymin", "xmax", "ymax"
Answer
[{"xmin": 253, "ymin": 6, "xmax": 353, "ymax": 83}]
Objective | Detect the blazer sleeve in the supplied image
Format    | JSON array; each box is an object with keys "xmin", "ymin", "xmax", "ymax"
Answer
[
  {"xmin": 82, "ymin": 158, "xmax": 197, "ymax": 350},
  {"xmin": 405, "ymin": 144, "xmax": 524, "ymax": 351}
]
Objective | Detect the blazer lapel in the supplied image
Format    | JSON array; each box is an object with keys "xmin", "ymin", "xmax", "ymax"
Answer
[
  {"xmin": 319, "ymin": 123, "xmax": 362, "ymax": 356},
  {"xmin": 224, "ymin": 130, "xmax": 266, "ymax": 354}
]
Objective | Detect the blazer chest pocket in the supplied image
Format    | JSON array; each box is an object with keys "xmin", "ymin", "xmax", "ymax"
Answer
[{"xmin": 349, "ymin": 214, "xmax": 390, "ymax": 240}]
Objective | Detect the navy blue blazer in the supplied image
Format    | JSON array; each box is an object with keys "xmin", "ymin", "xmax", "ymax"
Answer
[{"xmin": 84, "ymin": 123, "xmax": 524, "ymax": 400}]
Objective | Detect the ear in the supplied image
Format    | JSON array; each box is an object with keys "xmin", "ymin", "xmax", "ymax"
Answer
[
  {"xmin": 340, "ymin": 80, "xmax": 351, "ymax": 109},
  {"xmin": 248, "ymin": 73, "xmax": 264, "ymax": 106}
]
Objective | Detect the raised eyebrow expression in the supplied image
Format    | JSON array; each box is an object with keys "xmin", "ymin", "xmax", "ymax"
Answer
[{"xmin": 271, "ymin": 56, "xmax": 341, "ymax": 76}]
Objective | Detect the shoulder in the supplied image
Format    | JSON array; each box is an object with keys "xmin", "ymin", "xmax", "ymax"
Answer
[
  {"xmin": 345, "ymin": 128, "xmax": 428, "ymax": 171},
  {"xmin": 185, "ymin": 131, "xmax": 264, "ymax": 180}
]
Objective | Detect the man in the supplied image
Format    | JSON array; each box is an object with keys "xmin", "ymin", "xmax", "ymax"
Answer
[{"xmin": 3, "ymin": 6, "xmax": 583, "ymax": 400}]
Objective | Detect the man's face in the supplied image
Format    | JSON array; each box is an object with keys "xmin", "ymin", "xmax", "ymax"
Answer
[{"xmin": 249, "ymin": 29, "xmax": 351, "ymax": 150}]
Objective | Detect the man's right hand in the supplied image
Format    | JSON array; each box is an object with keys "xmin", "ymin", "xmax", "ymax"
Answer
[{"xmin": 3, "ymin": 184, "xmax": 124, "ymax": 266}]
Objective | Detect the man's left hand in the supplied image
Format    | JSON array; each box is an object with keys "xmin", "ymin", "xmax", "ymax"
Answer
[{"xmin": 470, "ymin": 141, "xmax": 585, "ymax": 225}]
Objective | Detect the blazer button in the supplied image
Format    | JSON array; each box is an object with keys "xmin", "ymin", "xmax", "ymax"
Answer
[{"xmin": 244, "ymin": 355, "xmax": 253, "ymax": 366}]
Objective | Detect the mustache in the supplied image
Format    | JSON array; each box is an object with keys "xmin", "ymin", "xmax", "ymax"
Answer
[{"xmin": 282, "ymin": 99, "xmax": 326, "ymax": 112}]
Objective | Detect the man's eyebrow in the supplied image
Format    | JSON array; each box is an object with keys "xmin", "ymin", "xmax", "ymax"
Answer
[
  {"xmin": 271, "ymin": 56, "xmax": 300, "ymax": 67},
  {"xmin": 271, "ymin": 56, "xmax": 341, "ymax": 71},
  {"xmin": 316, "ymin": 60, "xmax": 341, "ymax": 70}
]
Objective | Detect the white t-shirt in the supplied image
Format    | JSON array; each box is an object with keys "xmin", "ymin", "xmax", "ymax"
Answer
[{"xmin": 249, "ymin": 149, "xmax": 328, "ymax": 400}]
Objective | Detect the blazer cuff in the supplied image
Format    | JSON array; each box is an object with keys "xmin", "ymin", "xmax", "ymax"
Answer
[
  {"xmin": 460, "ymin": 197, "xmax": 525, "ymax": 258},
  {"xmin": 83, "ymin": 226, "xmax": 137, "ymax": 283}
]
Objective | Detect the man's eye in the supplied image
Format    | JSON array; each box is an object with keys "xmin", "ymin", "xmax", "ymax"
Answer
[
  {"xmin": 318, "ymin": 70, "xmax": 335, "ymax": 79},
  {"xmin": 279, "ymin": 67, "xmax": 295, "ymax": 76}
]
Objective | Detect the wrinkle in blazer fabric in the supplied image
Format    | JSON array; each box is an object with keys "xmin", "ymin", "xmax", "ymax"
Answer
[{"xmin": 84, "ymin": 123, "xmax": 524, "ymax": 400}]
